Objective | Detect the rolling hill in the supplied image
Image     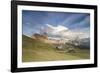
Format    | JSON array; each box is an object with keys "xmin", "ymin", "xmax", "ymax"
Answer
[{"xmin": 22, "ymin": 35, "xmax": 90, "ymax": 62}]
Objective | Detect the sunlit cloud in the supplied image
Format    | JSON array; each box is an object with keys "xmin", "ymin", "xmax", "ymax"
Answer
[
  {"xmin": 46, "ymin": 24, "xmax": 68, "ymax": 32},
  {"xmin": 44, "ymin": 24, "xmax": 89, "ymax": 41}
]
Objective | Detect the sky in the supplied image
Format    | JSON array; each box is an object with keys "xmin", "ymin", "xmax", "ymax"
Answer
[{"xmin": 22, "ymin": 10, "xmax": 90, "ymax": 40}]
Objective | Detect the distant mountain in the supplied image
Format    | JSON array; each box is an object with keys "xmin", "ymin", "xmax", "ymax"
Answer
[
  {"xmin": 32, "ymin": 33, "xmax": 48, "ymax": 40},
  {"xmin": 31, "ymin": 33, "xmax": 90, "ymax": 49},
  {"xmin": 64, "ymin": 37, "xmax": 90, "ymax": 49},
  {"xmin": 78, "ymin": 38, "xmax": 90, "ymax": 49}
]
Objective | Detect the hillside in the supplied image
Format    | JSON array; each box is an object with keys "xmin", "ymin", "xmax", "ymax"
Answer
[{"xmin": 22, "ymin": 35, "xmax": 90, "ymax": 62}]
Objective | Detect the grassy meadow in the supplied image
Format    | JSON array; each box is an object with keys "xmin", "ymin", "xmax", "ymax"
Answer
[{"xmin": 22, "ymin": 35, "xmax": 90, "ymax": 62}]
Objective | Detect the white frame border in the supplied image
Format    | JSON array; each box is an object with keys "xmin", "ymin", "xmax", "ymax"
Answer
[{"xmin": 17, "ymin": 5, "xmax": 94, "ymax": 68}]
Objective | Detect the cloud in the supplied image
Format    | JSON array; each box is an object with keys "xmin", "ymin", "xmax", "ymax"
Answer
[
  {"xmin": 60, "ymin": 30, "xmax": 89, "ymax": 40},
  {"xmin": 62, "ymin": 13, "xmax": 89, "ymax": 25},
  {"xmin": 70, "ymin": 16, "xmax": 90, "ymax": 29},
  {"xmin": 46, "ymin": 24, "xmax": 68, "ymax": 31},
  {"xmin": 46, "ymin": 24, "xmax": 68, "ymax": 34},
  {"xmin": 44, "ymin": 24, "xmax": 89, "ymax": 40}
]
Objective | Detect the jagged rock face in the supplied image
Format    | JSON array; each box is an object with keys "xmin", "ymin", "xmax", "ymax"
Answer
[{"xmin": 32, "ymin": 33, "xmax": 48, "ymax": 40}]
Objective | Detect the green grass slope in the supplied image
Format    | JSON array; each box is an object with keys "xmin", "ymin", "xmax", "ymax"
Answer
[{"xmin": 22, "ymin": 35, "xmax": 90, "ymax": 62}]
